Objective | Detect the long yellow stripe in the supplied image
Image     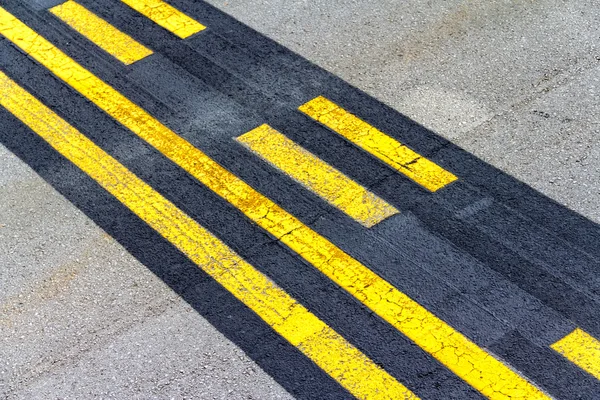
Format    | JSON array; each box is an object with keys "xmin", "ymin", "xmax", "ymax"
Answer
[
  {"xmin": 121, "ymin": 0, "xmax": 205, "ymax": 39},
  {"xmin": 299, "ymin": 96, "xmax": 458, "ymax": 192},
  {"xmin": 0, "ymin": 71, "xmax": 415, "ymax": 400},
  {"xmin": 237, "ymin": 124, "xmax": 398, "ymax": 228},
  {"xmin": 50, "ymin": 1, "xmax": 152, "ymax": 65},
  {"xmin": 552, "ymin": 328, "xmax": 600, "ymax": 380},
  {"xmin": 0, "ymin": 10, "xmax": 548, "ymax": 398}
]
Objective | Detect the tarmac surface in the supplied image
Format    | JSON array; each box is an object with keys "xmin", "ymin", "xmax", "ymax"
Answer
[{"xmin": 1, "ymin": 0, "xmax": 599, "ymax": 399}]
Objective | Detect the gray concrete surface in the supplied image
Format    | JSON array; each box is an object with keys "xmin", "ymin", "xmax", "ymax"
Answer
[
  {"xmin": 0, "ymin": 144, "xmax": 294, "ymax": 399},
  {"xmin": 1, "ymin": 0, "xmax": 599, "ymax": 398},
  {"xmin": 207, "ymin": 0, "xmax": 600, "ymax": 224}
]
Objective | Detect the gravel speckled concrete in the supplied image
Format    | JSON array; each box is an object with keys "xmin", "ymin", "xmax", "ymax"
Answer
[
  {"xmin": 2, "ymin": 0, "xmax": 600, "ymax": 398},
  {"xmin": 0, "ymin": 144, "xmax": 293, "ymax": 400},
  {"xmin": 206, "ymin": 0, "xmax": 600, "ymax": 223}
]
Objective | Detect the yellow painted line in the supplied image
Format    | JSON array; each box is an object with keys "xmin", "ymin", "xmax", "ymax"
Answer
[
  {"xmin": 298, "ymin": 96, "xmax": 458, "ymax": 192},
  {"xmin": 237, "ymin": 124, "xmax": 398, "ymax": 228},
  {"xmin": 121, "ymin": 0, "xmax": 205, "ymax": 39},
  {"xmin": 50, "ymin": 1, "xmax": 152, "ymax": 65},
  {"xmin": 0, "ymin": 10, "xmax": 549, "ymax": 398},
  {"xmin": 552, "ymin": 328, "xmax": 600, "ymax": 380},
  {"xmin": 0, "ymin": 71, "xmax": 416, "ymax": 400}
]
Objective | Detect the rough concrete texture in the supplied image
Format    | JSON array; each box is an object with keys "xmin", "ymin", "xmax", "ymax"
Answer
[
  {"xmin": 2, "ymin": 0, "xmax": 600, "ymax": 398},
  {"xmin": 0, "ymin": 144, "xmax": 294, "ymax": 400},
  {"xmin": 206, "ymin": 0, "xmax": 600, "ymax": 223}
]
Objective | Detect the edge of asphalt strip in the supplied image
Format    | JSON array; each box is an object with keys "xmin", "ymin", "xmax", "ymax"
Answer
[{"xmin": 2, "ymin": 0, "xmax": 600, "ymax": 398}]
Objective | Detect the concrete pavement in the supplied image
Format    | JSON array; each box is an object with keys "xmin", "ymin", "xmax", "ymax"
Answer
[
  {"xmin": 1, "ymin": 0, "xmax": 599, "ymax": 398},
  {"xmin": 206, "ymin": 0, "xmax": 600, "ymax": 224}
]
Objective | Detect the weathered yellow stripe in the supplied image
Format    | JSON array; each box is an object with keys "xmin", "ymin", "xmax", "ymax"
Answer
[
  {"xmin": 0, "ymin": 71, "xmax": 415, "ymax": 400},
  {"xmin": 237, "ymin": 124, "xmax": 398, "ymax": 228},
  {"xmin": 0, "ymin": 10, "xmax": 548, "ymax": 398},
  {"xmin": 50, "ymin": 1, "xmax": 152, "ymax": 65},
  {"xmin": 299, "ymin": 96, "xmax": 458, "ymax": 192},
  {"xmin": 552, "ymin": 328, "xmax": 600, "ymax": 380},
  {"xmin": 120, "ymin": 0, "xmax": 205, "ymax": 39}
]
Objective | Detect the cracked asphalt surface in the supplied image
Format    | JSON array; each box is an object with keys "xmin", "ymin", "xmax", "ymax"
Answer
[{"xmin": 1, "ymin": 0, "xmax": 599, "ymax": 398}]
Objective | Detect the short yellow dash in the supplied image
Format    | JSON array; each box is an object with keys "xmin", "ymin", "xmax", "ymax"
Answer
[
  {"xmin": 0, "ymin": 71, "xmax": 416, "ymax": 400},
  {"xmin": 50, "ymin": 0, "xmax": 152, "ymax": 65},
  {"xmin": 121, "ymin": 0, "xmax": 205, "ymax": 39},
  {"xmin": 237, "ymin": 124, "xmax": 398, "ymax": 227},
  {"xmin": 552, "ymin": 328, "xmax": 600, "ymax": 380},
  {"xmin": 299, "ymin": 96, "xmax": 458, "ymax": 192},
  {"xmin": 0, "ymin": 9, "xmax": 549, "ymax": 399}
]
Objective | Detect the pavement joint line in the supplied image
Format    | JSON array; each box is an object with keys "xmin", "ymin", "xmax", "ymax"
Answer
[
  {"xmin": 0, "ymin": 7, "xmax": 554, "ymax": 398},
  {"xmin": 551, "ymin": 328, "xmax": 600, "ymax": 380},
  {"xmin": 237, "ymin": 123, "xmax": 399, "ymax": 228},
  {"xmin": 0, "ymin": 70, "xmax": 418, "ymax": 400},
  {"xmin": 123, "ymin": 0, "xmax": 600, "ymax": 260},
  {"xmin": 49, "ymin": 0, "xmax": 153, "ymax": 65},
  {"xmin": 120, "ymin": 0, "xmax": 205, "ymax": 39},
  {"xmin": 464, "ymin": 204, "xmax": 600, "ymax": 305},
  {"xmin": 299, "ymin": 96, "xmax": 459, "ymax": 192},
  {"xmin": 456, "ymin": 51, "xmax": 600, "ymax": 145}
]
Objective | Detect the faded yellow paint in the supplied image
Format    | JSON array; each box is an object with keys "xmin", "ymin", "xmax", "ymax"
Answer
[
  {"xmin": 552, "ymin": 328, "xmax": 600, "ymax": 380},
  {"xmin": 0, "ymin": 71, "xmax": 416, "ymax": 400},
  {"xmin": 0, "ymin": 9, "xmax": 549, "ymax": 398},
  {"xmin": 299, "ymin": 96, "xmax": 458, "ymax": 192},
  {"xmin": 237, "ymin": 124, "xmax": 398, "ymax": 227},
  {"xmin": 50, "ymin": 1, "xmax": 152, "ymax": 65},
  {"xmin": 121, "ymin": 0, "xmax": 205, "ymax": 39}
]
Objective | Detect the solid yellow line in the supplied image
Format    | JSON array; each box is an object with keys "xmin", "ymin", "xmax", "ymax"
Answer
[
  {"xmin": 0, "ymin": 10, "xmax": 549, "ymax": 399},
  {"xmin": 298, "ymin": 96, "xmax": 458, "ymax": 192},
  {"xmin": 0, "ymin": 71, "xmax": 416, "ymax": 400},
  {"xmin": 552, "ymin": 328, "xmax": 600, "ymax": 380},
  {"xmin": 50, "ymin": 1, "xmax": 153, "ymax": 65},
  {"xmin": 121, "ymin": 0, "xmax": 205, "ymax": 39},
  {"xmin": 237, "ymin": 124, "xmax": 398, "ymax": 228}
]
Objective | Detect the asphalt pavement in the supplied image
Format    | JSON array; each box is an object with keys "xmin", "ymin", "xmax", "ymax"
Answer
[{"xmin": 1, "ymin": 0, "xmax": 599, "ymax": 399}]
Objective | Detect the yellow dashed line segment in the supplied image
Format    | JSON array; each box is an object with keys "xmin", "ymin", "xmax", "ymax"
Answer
[
  {"xmin": 50, "ymin": 0, "xmax": 153, "ymax": 65},
  {"xmin": 552, "ymin": 328, "xmax": 600, "ymax": 380},
  {"xmin": 120, "ymin": 0, "xmax": 205, "ymax": 39},
  {"xmin": 0, "ymin": 8, "xmax": 549, "ymax": 399},
  {"xmin": 237, "ymin": 124, "xmax": 399, "ymax": 227},
  {"xmin": 299, "ymin": 96, "xmax": 458, "ymax": 192},
  {"xmin": 0, "ymin": 71, "xmax": 416, "ymax": 400}
]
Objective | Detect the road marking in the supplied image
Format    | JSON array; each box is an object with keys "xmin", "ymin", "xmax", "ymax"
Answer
[
  {"xmin": 50, "ymin": 0, "xmax": 152, "ymax": 65},
  {"xmin": 0, "ymin": 71, "xmax": 416, "ymax": 400},
  {"xmin": 299, "ymin": 96, "xmax": 458, "ymax": 192},
  {"xmin": 120, "ymin": 0, "xmax": 205, "ymax": 39},
  {"xmin": 237, "ymin": 124, "xmax": 398, "ymax": 227},
  {"xmin": 0, "ymin": 10, "xmax": 550, "ymax": 398},
  {"xmin": 551, "ymin": 328, "xmax": 600, "ymax": 380}
]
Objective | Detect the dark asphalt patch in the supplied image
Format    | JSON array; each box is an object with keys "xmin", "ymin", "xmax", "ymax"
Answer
[
  {"xmin": 0, "ymin": 38, "xmax": 483, "ymax": 400},
  {"xmin": 2, "ymin": 0, "xmax": 600, "ymax": 397}
]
